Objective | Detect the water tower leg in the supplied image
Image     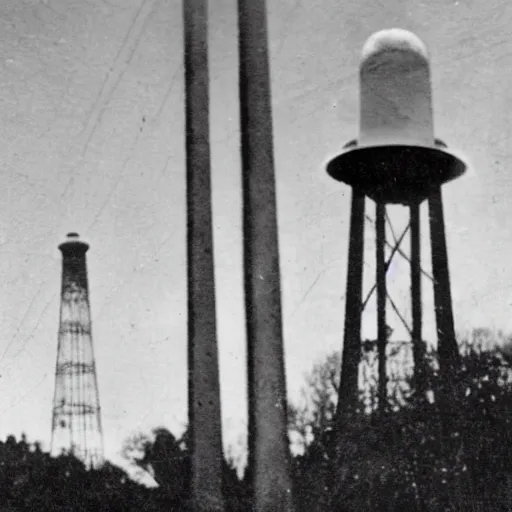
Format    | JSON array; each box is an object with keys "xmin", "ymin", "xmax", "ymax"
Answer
[
  {"xmin": 410, "ymin": 203, "xmax": 426, "ymax": 395},
  {"xmin": 336, "ymin": 189, "xmax": 365, "ymax": 424},
  {"xmin": 428, "ymin": 187, "xmax": 460, "ymax": 377},
  {"xmin": 376, "ymin": 202, "xmax": 387, "ymax": 412}
]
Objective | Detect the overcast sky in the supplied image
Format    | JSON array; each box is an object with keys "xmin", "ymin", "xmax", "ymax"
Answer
[{"xmin": 0, "ymin": 0, "xmax": 511, "ymax": 474}]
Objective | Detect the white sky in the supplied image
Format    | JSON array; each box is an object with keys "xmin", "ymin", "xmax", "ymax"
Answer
[{"xmin": 0, "ymin": 0, "xmax": 511, "ymax": 474}]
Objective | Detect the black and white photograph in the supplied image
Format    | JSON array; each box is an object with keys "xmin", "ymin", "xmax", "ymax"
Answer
[{"xmin": 0, "ymin": 0, "xmax": 511, "ymax": 510}]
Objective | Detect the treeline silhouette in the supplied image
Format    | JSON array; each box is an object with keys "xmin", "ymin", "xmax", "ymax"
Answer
[
  {"xmin": 291, "ymin": 328, "xmax": 512, "ymax": 511},
  {"xmin": 2, "ymin": 328, "xmax": 512, "ymax": 510},
  {"xmin": 0, "ymin": 434, "xmax": 158, "ymax": 511},
  {"xmin": 0, "ymin": 431, "xmax": 247, "ymax": 511}
]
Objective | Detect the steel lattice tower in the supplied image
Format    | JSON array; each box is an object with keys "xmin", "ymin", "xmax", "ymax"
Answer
[{"xmin": 50, "ymin": 232, "xmax": 104, "ymax": 469}]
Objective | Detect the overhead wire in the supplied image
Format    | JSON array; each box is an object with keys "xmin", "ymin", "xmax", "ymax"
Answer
[
  {"xmin": 1, "ymin": 0, "xmax": 157, "ymax": 379},
  {"xmin": 86, "ymin": 63, "xmax": 181, "ymax": 233},
  {"xmin": 1, "ymin": 281, "xmax": 47, "ymax": 362},
  {"xmin": 61, "ymin": 0, "xmax": 157, "ymax": 199}
]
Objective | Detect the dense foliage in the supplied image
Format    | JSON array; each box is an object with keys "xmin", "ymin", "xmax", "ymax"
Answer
[
  {"xmin": 3, "ymin": 329, "xmax": 512, "ymax": 510},
  {"xmin": 0, "ymin": 430, "xmax": 247, "ymax": 511},
  {"xmin": 0, "ymin": 435, "xmax": 164, "ymax": 511},
  {"xmin": 291, "ymin": 329, "xmax": 512, "ymax": 511},
  {"xmin": 122, "ymin": 427, "xmax": 248, "ymax": 511}
]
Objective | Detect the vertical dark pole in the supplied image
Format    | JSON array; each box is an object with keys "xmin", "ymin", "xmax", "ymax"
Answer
[
  {"xmin": 410, "ymin": 203, "xmax": 426, "ymax": 395},
  {"xmin": 330, "ymin": 190, "xmax": 365, "ymax": 510},
  {"xmin": 376, "ymin": 203, "xmax": 387, "ymax": 412},
  {"xmin": 428, "ymin": 187, "xmax": 460, "ymax": 378},
  {"xmin": 184, "ymin": 1, "xmax": 225, "ymax": 510},
  {"xmin": 429, "ymin": 189, "xmax": 463, "ymax": 510},
  {"xmin": 238, "ymin": 1, "xmax": 294, "ymax": 510},
  {"xmin": 336, "ymin": 189, "xmax": 365, "ymax": 424}
]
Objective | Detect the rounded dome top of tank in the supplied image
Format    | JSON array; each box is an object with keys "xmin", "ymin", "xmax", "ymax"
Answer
[{"xmin": 361, "ymin": 29, "xmax": 428, "ymax": 63}]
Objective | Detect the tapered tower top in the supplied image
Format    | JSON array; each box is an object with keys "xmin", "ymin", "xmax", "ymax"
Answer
[{"xmin": 58, "ymin": 232, "xmax": 89, "ymax": 256}]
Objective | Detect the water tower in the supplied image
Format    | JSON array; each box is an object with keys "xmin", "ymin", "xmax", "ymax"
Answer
[{"xmin": 326, "ymin": 29, "xmax": 467, "ymax": 419}]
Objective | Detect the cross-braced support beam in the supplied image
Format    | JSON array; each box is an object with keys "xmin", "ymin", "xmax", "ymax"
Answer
[{"xmin": 338, "ymin": 193, "xmax": 459, "ymax": 418}]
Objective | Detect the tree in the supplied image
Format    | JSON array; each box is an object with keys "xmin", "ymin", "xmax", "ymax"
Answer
[
  {"xmin": 122, "ymin": 426, "xmax": 249, "ymax": 511},
  {"xmin": 0, "ymin": 434, "xmax": 160, "ymax": 511},
  {"xmin": 290, "ymin": 329, "xmax": 512, "ymax": 511},
  {"xmin": 122, "ymin": 427, "xmax": 190, "ymax": 508},
  {"xmin": 288, "ymin": 351, "xmax": 340, "ymax": 453}
]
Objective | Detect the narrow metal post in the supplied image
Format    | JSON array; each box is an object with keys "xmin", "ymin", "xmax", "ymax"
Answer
[
  {"xmin": 184, "ymin": 1, "xmax": 225, "ymax": 510},
  {"xmin": 410, "ymin": 203, "xmax": 426, "ymax": 394},
  {"xmin": 428, "ymin": 188, "xmax": 462, "ymax": 504},
  {"xmin": 238, "ymin": 1, "xmax": 294, "ymax": 510},
  {"xmin": 428, "ymin": 187, "xmax": 460, "ymax": 377},
  {"xmin": 376, "ymin": 203, "xmax": 387, "ymax": 412},
  {"xmin": 336, "ymin": 190, "xmax": 365, "ymax": 424}
]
